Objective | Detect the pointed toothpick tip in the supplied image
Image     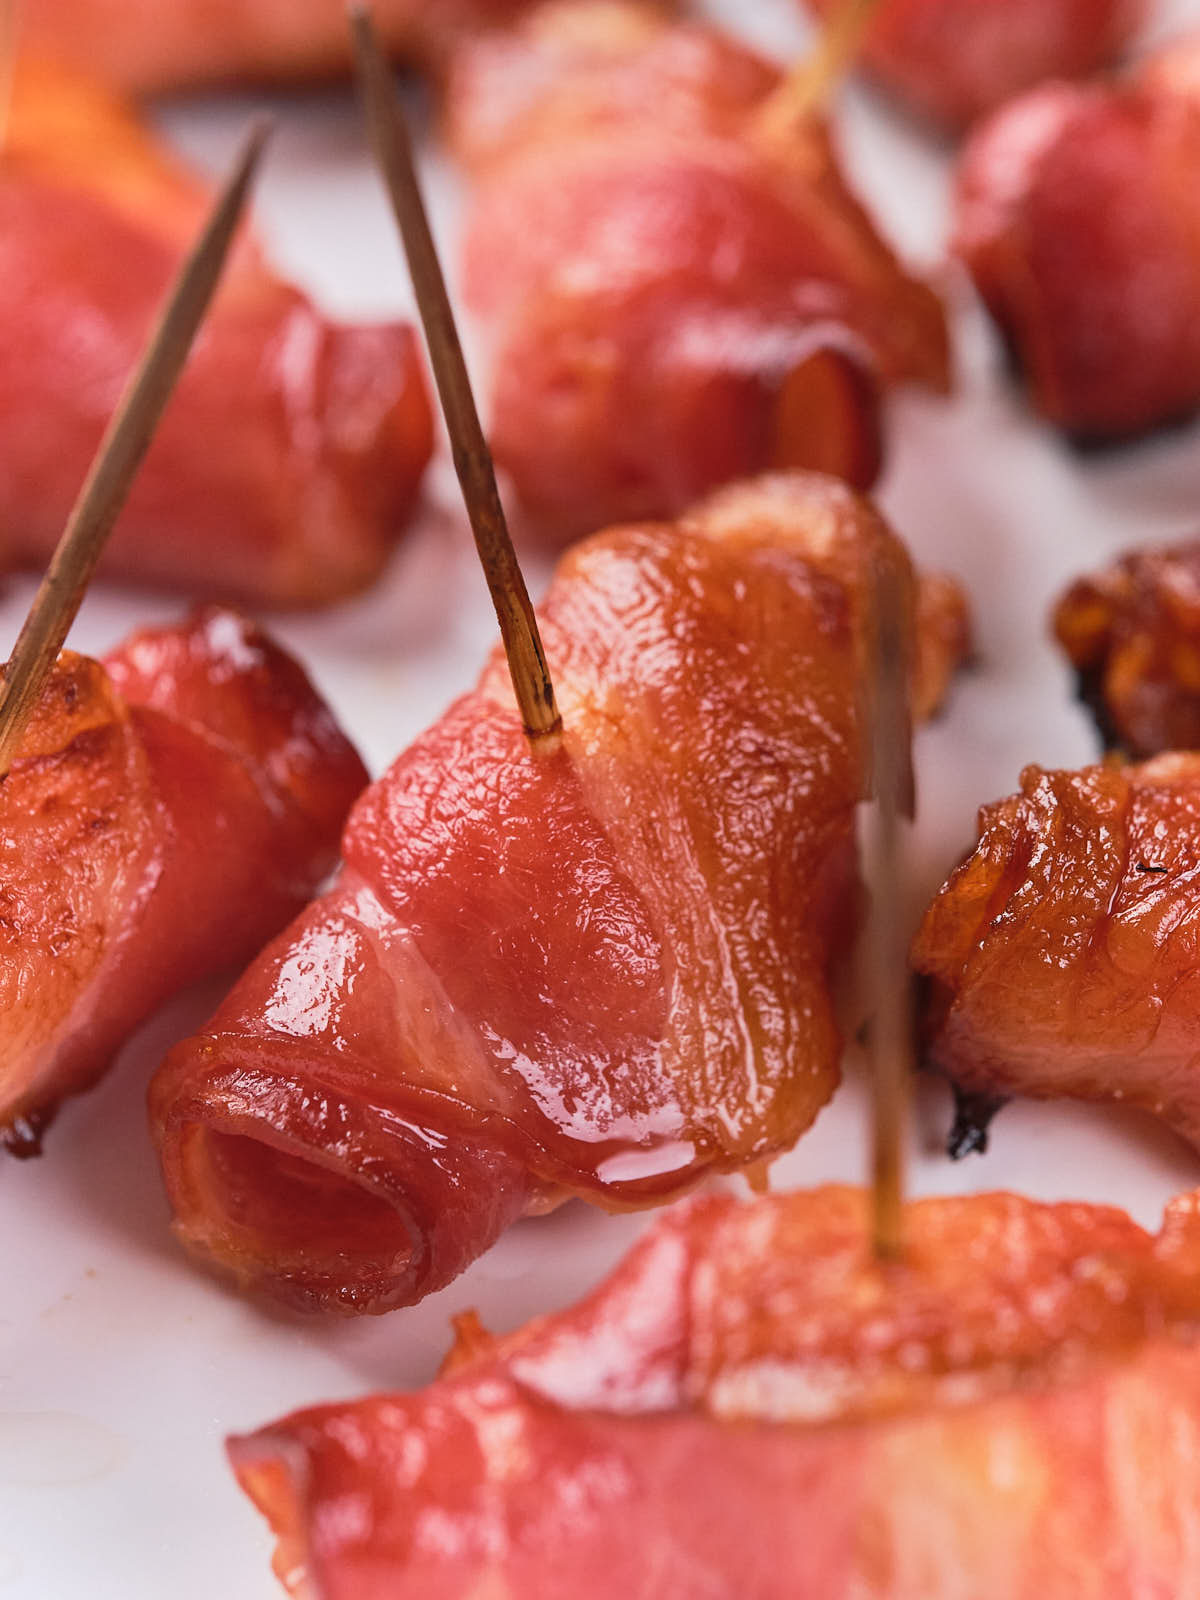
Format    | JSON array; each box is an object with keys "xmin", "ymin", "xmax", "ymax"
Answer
[
  {"xmin": 350, "ymin": 4, "xmax": 561, "ymax": 748},
  {"xmin": 864, "ymin": 553, "xmax": 914, "ymax": 1264},
  {"xmin": 0, "ymin": 116, "xmax": 269, "ymax": 780}
]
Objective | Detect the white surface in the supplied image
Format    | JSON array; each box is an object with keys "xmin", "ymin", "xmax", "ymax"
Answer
[{"xmin": 6, "ymin": 2, "xmax": 1200, "ymax": 1594}]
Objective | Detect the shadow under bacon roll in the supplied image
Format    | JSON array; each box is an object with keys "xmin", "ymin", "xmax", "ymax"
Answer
[
  {"xmin": 150, "ymin": 473, "xmax": 969, "ymax": 1315},
  {"xmin": 1, "ymin": 608, "xmax": 367, "ymax": 1156}
]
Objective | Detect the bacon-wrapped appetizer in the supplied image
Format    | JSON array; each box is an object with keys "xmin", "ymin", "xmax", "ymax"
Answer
[
  {"xmin": 913, "ymin": 752, "xmax": 1200, "ymax": 1155},
  {"xmin": 801, "ymin": 0, "xmax": 1146, "ymax": 130},
  {"xmin": 230, "ymin": 1181, "xmax": 1200, "ymax": 1598},
  {"xmin": 445, "ymin": 2, "xmax": 950, "ymax": 542},
  {"xmin": 1, "ymin": 608, "xmax": 366, "ymax": 1156},
  {"xmin": 3, "ymin": 61, "xmax": 432, "ymax": 607},
  {"xmin": 955, "ymin": 32, "xmax": 1200, "ymax": 440},
  {"xmin": 1055, "ymin": 540, "xmax": 1200, "ymax": 757},
  {"xmin": 17, "ymin": 0, "xmax": 543, "ymax": 93},
  {"xmin": 149, "ymin": 473, "xmax": 966, "ymax": 1314}
]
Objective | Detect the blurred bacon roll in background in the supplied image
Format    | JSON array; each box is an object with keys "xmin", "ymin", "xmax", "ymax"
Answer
[
  {"xmin": 800, "ymin": 0, "xmax": 1147, "ymax": 130},
  {"xmin": 16, "ymin": 0, "xmax": 549, "ymax": 92},
  {"xmin": 955, "ymin": 30, "xmax": 1200, "ymax": 441},
  {"xmin": 3, "ymin": 61, "xmax": 433, "ymax": 607},
  {"xmin": 150, "ymin": 474, "xmax": 967, "ymax": 1315},
  {"xmin": 446, "ymin": 1, "xmax": 950, "ymax": 543},
  {"xmin": 230, "ymin": 1182, "xmax": 1200, "ymax": 1598},
  {"xmin": 1, "ymin": 609, "xmax": 366, "ymax": 1157},
  {"xmin": 1055, "ymin": 540, "xmax": 1200, "ymax": 757}
]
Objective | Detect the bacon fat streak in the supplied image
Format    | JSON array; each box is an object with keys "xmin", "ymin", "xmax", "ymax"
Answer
[
  {"xmin": 447, "ymin": 2, "xmax": 949, "ymax": 542},
  {"xmin": 150, "ymin": 474, "xmax": 966, "ymax": 1314},
  {"xmin": 2, "ymin": 63, "xmax": 432, "ymax": 607},
  {"xmin": 913, "ymin": 753, "xmax": 1200, "ymax": 1153},
  {"xmin": 0, "ymin": 609, "xmax": 367, "ymax": 1154},
  {"xmin": 802, "ymin": 0, "xmax": 1146, "ymax": 130},
  {"xmin": 230, "ymin": 1183, "xmax": 1200, "ymax": 1598}
]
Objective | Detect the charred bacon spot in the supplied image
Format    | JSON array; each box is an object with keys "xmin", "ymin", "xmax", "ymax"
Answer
[
  {"xmin": 2, "ymin": 1106, "xmax": 54, "ymax": 1159},
  {"xmin": 946, "ymin": 1086, "xmax": 1007, "ymax": 1160}
]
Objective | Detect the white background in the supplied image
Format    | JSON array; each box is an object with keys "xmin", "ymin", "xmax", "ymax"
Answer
[{"xmin": 5, "ymin": 0, "xmax": 1200, "ymax": 1593}]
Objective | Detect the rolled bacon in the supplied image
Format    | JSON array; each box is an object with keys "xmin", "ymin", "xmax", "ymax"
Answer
[
  {"xmin": 229, "ymin": 1182, "xmax": 1200, "ymax": 1598},
  {"xmin": 150, "ymin": 473, "xmax": 967, "ymax": 1314},
  {"xmin": 913, "ymin": 753, "xmax": 1200, "ymax": 1155},
  {"xmin": 800, "ymin": 0, "xmax": 1147, "ymax": 130},
  {"xmin": 1, "ymin": 608, "xmax": 367, "ymax": 1155},
  {"xmin": 955, "ymin": 31, "xmax": 1200, "ymax": 439},
  {"xmin": 2, "ymin": 62, "xmax": 432, "ymax": 607},
  {"xmin": 16, "ymin": 0, "xmax": 543, "ymax": 92},
  {"xmin": 446, "ymin": 1, "xmax": 949, "ymax": 542}
]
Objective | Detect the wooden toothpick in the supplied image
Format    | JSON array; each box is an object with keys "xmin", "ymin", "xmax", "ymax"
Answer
[
  {"xmin": 864, "ymin": 554, "xmax": 914, "ymax": 1262},
  {"xmin": 0, "ymin": 118, "xmax": 270, "ymax": 780},
  {"xmin": 756, "ymin": 0, "xmax": 880, "ymax": 146},
  {"xmin": 349, "ymin": 4, "xmax": 562, "ymax": 748}
]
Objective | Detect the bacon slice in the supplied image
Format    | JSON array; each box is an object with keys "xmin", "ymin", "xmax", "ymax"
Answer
[
  {"xmin": 1054, "ymin": 540, "xmax": 1200, "ymax": 756},
  {"xmin": 16, "ymin": 0, "xmax": 541, "ymax": 92},
  {"xmin": 229, "ymin": 1182, "xmax": 1200, "ymax": 1599},
  {"xmin": 446, "ymin": 1, "xmax": 948, "ymax": 542},
  {"xmin": 954, "ymin": 35, "xmax": 1200, "ymax": 439},
  {"xmin": 912, "ymin": 753, "xmax": 1200, "ymax": 1155},
  {"xmin": 0, "ymin": 608, "xmax": 367, "ymax": 1155},
  {"xmin": 801, "ymin": 0, "xmax": 1146, "ymax": 130},
  {"xmin": 150, "ymin": 474, "xmax": 967, "ymax": 1314},
  {"xmin": 1, "ymin": 62, "xmax": 432, "ymax": 607}
]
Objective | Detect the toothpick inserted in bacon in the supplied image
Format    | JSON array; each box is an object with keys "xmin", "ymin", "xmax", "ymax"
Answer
[
  {"xmin": 229, "ymin": 1182, "xmax": 1200, "ymax": 1598},
  {"xmin": 800, "ymin": 0, "xmax": 1147, "ymax": 130},
  {"xmin": 1054, "ymin": 540, "xmax": 1200, "ymax": 757},
  {"xmin": 446, "ymin": 1, "xmax": 949, "ymax": 542},
  {"xmin": 1, "ymin": 608, "xmax": 367, "ymax": 1155},
  {"xmin": 912, "ymin": 753, "xmax": 1200, "ymax": 1155},
  {"xmin": 2, "ymin": 62, "xmax": 433, "ymax": 607},
  {"xmin": 150, "ymin": 474, "xmax": 967, "ymax": 1314},
  {"xmin": 955, "ymin": 34, "xmax": 1200, "ymax": 439}
]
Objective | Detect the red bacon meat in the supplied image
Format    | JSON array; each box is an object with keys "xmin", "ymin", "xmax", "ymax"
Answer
[
  {"xmin": 913, "ymin": 752, "xmax": 1200, "ymax": 1155},
  {"xmin": 801, "ymin": 0, "xmax": 1146, "ymax": 130},
  {"xmin": 229, "ymin": 1182, "xmax": 1200, "ymax": 1598},
  {"xmin": 446, "ymin": 2, "xmax": 950, "ymax": 542},
  {"xmin": 2, "ymin": 62, "xmax": 432, "ymax": 607},
  {"xmin": 16, "ymin": 0, "xmax": 546, "ymax": 92},
  {"xmin": 150, "ymin": 473, "xmax": 967, "ymax": 1315},
  {"xmin": 1, "ymin": 608, "xmax": 367, "ymax": 1155},
  {"xmin": 954, "ymin": 32, "xmax": 1200, "ymax": 439}
]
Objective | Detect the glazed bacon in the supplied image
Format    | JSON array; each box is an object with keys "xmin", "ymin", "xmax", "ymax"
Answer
[
  {"xmin": 1054, "ymin": 540, "xmax": 1200, "ymax": 757},
  {"xmin": 17, "ymin": 0, "xmax": 541, "ymax": 92},
  {"xmin": 446, "ymin": 1, "xmax": 950, "ymax": 542},
  {"xmin": 1, "ymin": 609, "xmax": 366, "ymax": 1155},
  {"xmin": 230, "ymin": 1183, "xmax": 1200, "ymax": 1598},
  {"xmin": 150, "ymin": 473, "xmax": 966, "ymax": 1314},
  {"xmin": 913, "ymin": 753, "xmax": 1200, "ymax": 1155},
  {"xmin": 801, "ymin": 0, "xmax": 1146, "ymax": 130},
  {"xmin": 955, "ymin": 32, "xmax": 1200, "ymax": 440},
  {"xmin": 2, "ymin": 62, "xmax": 432, "ymax": 607}
]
